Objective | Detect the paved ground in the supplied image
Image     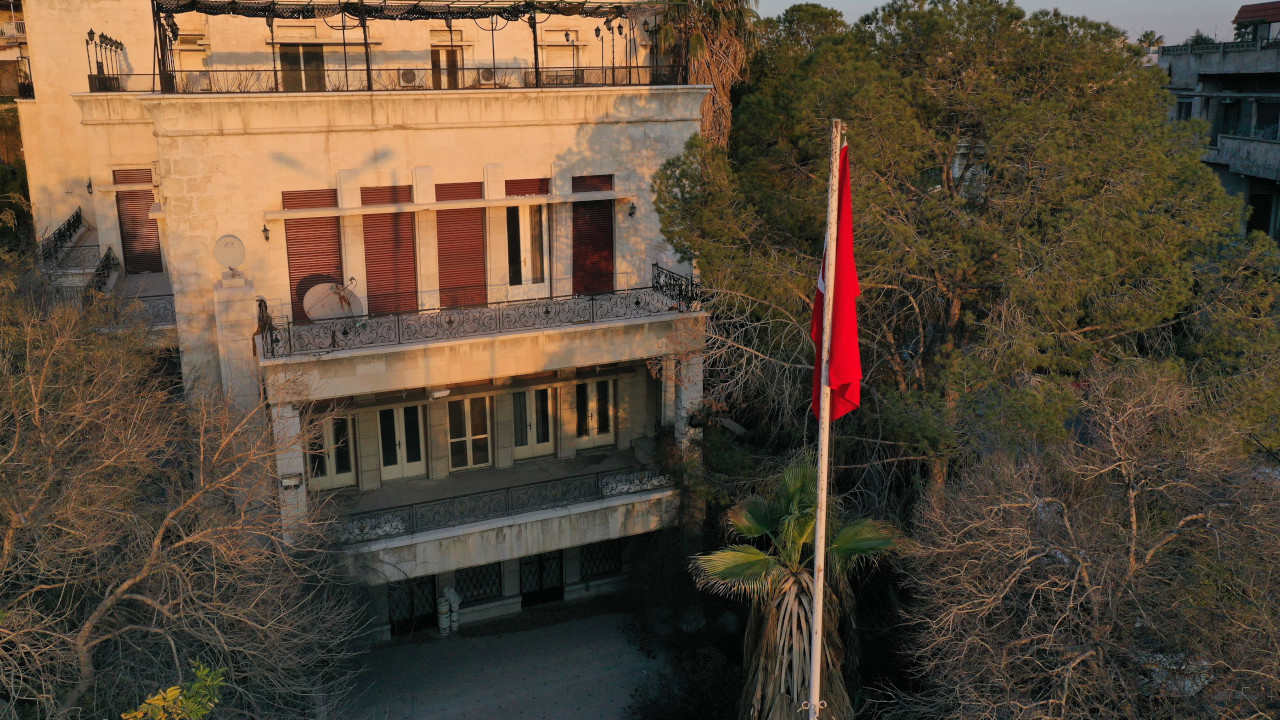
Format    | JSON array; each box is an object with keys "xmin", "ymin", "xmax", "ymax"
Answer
[{"xmin": 351, "ymin": 604, "xmax": 663, "ymax": 720}]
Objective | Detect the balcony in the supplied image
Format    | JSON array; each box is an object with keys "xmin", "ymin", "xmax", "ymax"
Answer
[
  {"xmin": 87, "ymin": 64, "xmax": 684, "ymax": 95},
  {"xmin": 259, "ymin": 265, "xmax": 700, "ymax": 360},
  {"xmin": 1205, "ymin": 132, "xmax": 1280, "ymax": 181},
  {"xmin": 332, "ymin": 448, "xmax": 674, "ymax": 546}
]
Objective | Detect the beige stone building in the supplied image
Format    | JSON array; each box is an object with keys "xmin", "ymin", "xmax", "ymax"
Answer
[{"xmin": 20, "ymin": 0, "xmax": 706, "ymax": 640}]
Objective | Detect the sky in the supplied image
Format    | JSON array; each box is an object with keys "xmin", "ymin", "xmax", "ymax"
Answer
[{"xmin": 753, "ymin": 0, "xmax": 1231, "ymax": 45}]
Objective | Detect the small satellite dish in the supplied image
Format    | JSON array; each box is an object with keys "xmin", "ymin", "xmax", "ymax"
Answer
[
  {"xmin": 213, "ymin": 234, "xmax": 246, "ymax": 270},
  {"xmin": 303, "ymin": 283, "xmax": 364, "ymax": 321}
]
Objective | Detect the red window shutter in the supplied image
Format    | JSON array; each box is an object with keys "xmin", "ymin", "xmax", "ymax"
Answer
[
  {"xmin": 436, "ymin": 182, "xmax": 484, "ymax": 202},
  {"xmin": 116, "ymin": 188, "xmax": 162, "ymax": 273},
  {"xmin": 571, "ymin": 174, "xmax": 614, "ymax": 193},
  {"xmin": 283, "ymin": 188, "xmax": 339, "ymax": 210},
  {"xmin": 572, "ymin": 200, "xmax": 614, "ymax": 295},
  {"xmin": 282, "ymin": 189, "xmax": 341, "ymax": 321},
  {"xmin": 362, "ymin": 186, "xmax": 417, "ymax": 315},
  {"xmin": 436, "ymin": 207, "xmax": 486, "ymax": 307},
  {"xmin": 360, "ymin": 185, "xmax": 412, "ymax": 206},
  {"xmin": 113, "ymin": 168, "xmax": 153, "ymax": 185},
  {"xmin": 505, "ymin": 178, "xmax": 550, "ymax": 197},
  {"xmin": 285, "ymin": 217, "xmax": 342, "ymax": 321}
]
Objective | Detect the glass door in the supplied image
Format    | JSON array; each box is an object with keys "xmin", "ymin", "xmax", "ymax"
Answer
[
  {"xmin": 378, "ymin": 404, "xmax": 426, "ymax": 481},
  {"xmin": 506, "ymin": 204, "xmax": 550, "ymax": 301},
  {"xmin": 575, "ymin": 380, "xmax": 615, "ymax": 450},
  {"xmin": 512, "ymin": 388, "xmax": 555, "ymax": 460},
  {"xmin": 306, "ymin": 415, "xmax": 356, "ymax": 491},
  {"xmin": 447, "ymin": 397, "xmax": 492, "ymax": 470}
]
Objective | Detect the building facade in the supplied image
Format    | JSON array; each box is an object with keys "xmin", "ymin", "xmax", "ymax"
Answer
[
  {"xmin": 1160, "ymin": 2, "xmax": 1280, "ymax": 240},
  {"xmin": 19, "ymin": 0, "xmax": 706, "ymax": 641}
]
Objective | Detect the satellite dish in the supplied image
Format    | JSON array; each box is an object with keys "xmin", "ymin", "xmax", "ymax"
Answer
[
  {"xmin": 213, "ymin": 234, "xmax": 246, "ymax": 270},
  {"xmin": 303, "ymin": 282, "xmax": 364, "ymax": 321}
]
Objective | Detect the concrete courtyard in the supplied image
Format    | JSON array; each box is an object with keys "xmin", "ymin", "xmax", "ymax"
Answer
[{"xmin": 351, "ymin": 605, "xmax": 664, "ymax": 720}]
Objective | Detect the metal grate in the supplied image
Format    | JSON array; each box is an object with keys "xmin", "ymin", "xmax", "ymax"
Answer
[
  {"xmin": 455, "ymin": 562, "xmax": 503, "ymax": 605},
  {"xmin": 581, "ymin": 539, "xmax": 624, "ymax": 580},
  {"xmin": 387, "ymin": 575, "xmax": 436, "ymax": 636}
]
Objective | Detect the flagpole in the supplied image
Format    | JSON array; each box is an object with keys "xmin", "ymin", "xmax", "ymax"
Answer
[{"xmin": 808, "ymin": 117, "xmax": 844, "ymax": 720}]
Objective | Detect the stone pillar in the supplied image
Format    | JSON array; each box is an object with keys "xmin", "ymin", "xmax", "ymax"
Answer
[
  {"xmin": 675, "ymin": 354, "xmax": 704, "ymax": 447},
  {"xmin": 271, "ymin": 402, "xmax": 308, "ymax": 528},
  {"xmin": 493, "ymin": 392, "xmax": 515, "ymax": 469},
  {"xmin": 616, "ymin": 371, "xmax": 645, "ymax": 450},
  {"xmin": 355, "ymin": 409, "xmax": 382, "ymax": 492},
  {"xmin": 484, "ymin": 163, "xmax": 509, "ymax": 303},
  {"xmin": 428, "ymin": 401, "xmax": 449, "ymax": 480},
  {"xmin": 501, "ymin": 559, "xmax": 521, "ymax": 598},
  {"xmin": 211, "ymin": 271, "xmax": 260, "ymax": 410},
  {"xmin": 660, "ymin": 354, "xmax": 677, "ymax": 426},
  {"xmin": 550, "ymin": 166, "xmax": 573, "ymax": 297},
  {"xmin": 557, "ymin": 379, "xmax": 577, "ymax": 459},
  {"xmin": 563, "ymin": 545, "xmax": 583, "ymax": 585}
]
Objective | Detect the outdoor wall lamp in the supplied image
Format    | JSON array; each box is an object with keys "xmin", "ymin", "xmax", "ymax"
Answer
[
  {"xmin": 595, "ymin": 26, "xmax": 601, "ymax": 39},
  {"xmin": 86, "ymin": 177, "xmax": 93, "ymax": 195},
  {"xmin": 643, "ymin": 19, "xmax": 650, "ymax": 34},
  {"xmin": 87, "ymin": 29, "xmax": 95, "ymax": 42},
  {"xmin": 262, "ymin": 224, "xmax": 270, "ymax": 242},
  {"xmin": 628, "ymin": 201, "xmax": 637, "ymax": 217},
  {"xmin": 564, "ymin": 31, "xmax": 571, "ymax": 43}
]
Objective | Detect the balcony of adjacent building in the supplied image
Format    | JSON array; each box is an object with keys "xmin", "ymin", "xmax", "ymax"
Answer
[
  {"xmin": 39, "ymin": 206, "xmax": 177, "ymax": 332},
  {"xmin": 81, "ymin": 0, "xmax": 685, "ymax": 97}
]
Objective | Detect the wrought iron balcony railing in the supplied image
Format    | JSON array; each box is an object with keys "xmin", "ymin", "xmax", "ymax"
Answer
[
  {"xmin": 87, "ymin": 64, "xmax": 685, "ymax": 95},
  {"xmin": 260, "ymin": 265, "xmax": 699, "ymax": 360},
  {"xmin": 336, "ymin": 466, "xmax": 674, "ymax": 545},
  {"xmin": 39, "ymin": 207, "xmax": 84, "ymax": 267}
]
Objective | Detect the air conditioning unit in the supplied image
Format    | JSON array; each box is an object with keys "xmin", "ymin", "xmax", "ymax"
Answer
[
  {"xmin": 399, "ymin": 68, "xmax": 428, "ymax": 88},
  {"xmin": 479, "ymin": 67, "xmax": 496, "ymax": 84}
]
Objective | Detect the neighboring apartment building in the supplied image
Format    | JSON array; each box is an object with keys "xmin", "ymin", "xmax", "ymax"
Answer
[
  {"xmin": 1160, "ymin": 2, "xmax": 1280, "ymax": 239},
  {"xmin": 20, "ymin": 0, "xmax": 706, "ymax": 641}
]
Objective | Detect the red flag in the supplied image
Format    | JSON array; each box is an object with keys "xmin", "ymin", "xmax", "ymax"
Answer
[{"xmin": 811, "ymin": 146, "xmax": 862, "ymax": 420}]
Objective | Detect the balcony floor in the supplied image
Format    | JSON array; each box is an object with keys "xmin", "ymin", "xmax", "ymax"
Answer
[{"xmin": 337, "ymin": 446, "xmax": 641, "ymax": 516}]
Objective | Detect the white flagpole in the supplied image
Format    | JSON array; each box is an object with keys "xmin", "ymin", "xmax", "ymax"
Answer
[{"xmin": 808, "ymin": 117, "xmax": 844, "ymax": 720}]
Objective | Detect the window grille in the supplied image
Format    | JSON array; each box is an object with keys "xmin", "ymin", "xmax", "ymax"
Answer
[
  {"xmin": 387, "ymin": 575, "xmax": 436, "ymax": 636},
  {"xmin": 581, "ymin": 539, "xmax": 624, "ymax": 580},
  {"xmin": 455, "ymin": 562, "xmax": 503, "ymax": 606}
]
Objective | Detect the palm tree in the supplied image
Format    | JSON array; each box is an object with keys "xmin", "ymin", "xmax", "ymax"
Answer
[
  {"xmin": 1138, "ymin": 30, "xmax": 1164, "ymax": 52},
  {"xmin": 655, "ymin": 0, "xmax": 758, "ymax": 146},
  {"xmin": 692, "ymin": 457, "xmax": 895, "ymax": 720}
]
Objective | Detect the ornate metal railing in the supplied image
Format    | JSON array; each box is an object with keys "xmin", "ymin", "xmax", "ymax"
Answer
[
  {"xmin": 137, "ymin": 295, "xmax": 177, "ymax": 328},
  {"xmin": 260, "ymin": 265, "xmax": 699, "ymax": 359},
  {"xmin": 57, "ymin": 245, "xmax": 101, "ymax": 270},
  {"xmin": 88, "ymin": 64, "xmax": 686, "ymax": 95},
  {"xmin": 335, "ymin": 466, "xmax": 674, "ymax": 545},
  {"xmin": 39, "ymin": 207, "xmax": 84, "ymax": 266},
  {"xmin": 86, "ymin": 247, "xmax": 119, "ymax": 294}
]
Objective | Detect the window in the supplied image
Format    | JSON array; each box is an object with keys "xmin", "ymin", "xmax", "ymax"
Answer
[
  {"xmin": 575, "ymin": 380, "xmax": 615, "ymax": 450},
  {"xmin": 1175, "ymin": 100, "xmax": 1193, "ymax": 122},
  {"xmin": 581, "ymin": 539, "xmax": 624, "ymax": 580},
  {"xmin": 378, "ymin": 404, "xmax": 426, "ymax": 480},
  {"xmin": 282, "ymin": 189, "xmax": 341, "ymax": 322},
  {"xmin": 429, "ymin": 34, "xmax": 462, "ymax": 90},
  {"xmin": 447, "ymin": 397, "xmax": 491, "ymax": 470},
  {"xmin": 388, "ymin": 575, "xmax": 436, "ymax": 636},
  {"xmin": 506, "ymin": 204, "xmax": 547, "ymax": 286},
  {"xmin": 113, "ymin": 168, "xmax": 162, "ymax": 274},
  {"xmin": 279, "ymin": 43, "xmax": 325, "ymax": 92},
  {"xmin": 512, "ymin": 388, "xmax": 554, "ymax": 460},
  {"xmin": 436, "ymin": 182, "xmax": 487, "ymax": 307},
  {"xmin": 455, "ymin": 563, "xmax": 503, "ymax": 605},
  {"xmin": 361, "ymin": 185, "xmax": 417, "ymax": 315},
  {"xmin": 307, "ymin": 416, "xmax": 356, "ymax": 490}
]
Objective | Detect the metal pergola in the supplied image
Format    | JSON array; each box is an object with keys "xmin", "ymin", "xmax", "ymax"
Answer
[{"xmin": 149, "ymin": 0, "xmax": 675, "ymax": 91}]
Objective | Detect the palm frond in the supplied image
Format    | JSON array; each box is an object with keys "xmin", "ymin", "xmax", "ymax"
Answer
[
  {"xmin": 690, "ymin": 545, "xmax": 780, "ymax": 601},
  {"xmin": 727, "ymin": 495, "xmax": 785, "ymax": 539},
  {"xmin": 829, "ymin": 519, "xmax": 896, "ymax": 561}
]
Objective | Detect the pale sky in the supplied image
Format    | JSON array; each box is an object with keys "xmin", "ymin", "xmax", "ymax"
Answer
[{"xmin": 754, "ymin": 0, "xmax": 1232, "ymax": 46}]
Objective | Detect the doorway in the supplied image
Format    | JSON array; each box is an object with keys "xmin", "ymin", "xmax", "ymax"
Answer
[
  {"xmin": 512, "ymin": 388, "xmax": 555, "ymax": 460},
  {"xmin": 520, "ymin": 551, "xmax": 564, "ymax": 606},
  {"xmin": 280, "ymin": 43, "xmax": 325, "ymax": 92},
  {"xmin": 378, "ymin": 405, "xmax": 426, "ymax": 481},
  {"xmin": 575, "ymin": 380, "xmax": 615, "ymax": 450}
]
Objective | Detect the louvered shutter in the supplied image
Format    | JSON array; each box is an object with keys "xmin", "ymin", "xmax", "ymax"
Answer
[
  {"xmin": 435, "ymin": 181, "xmax": 486, "ymax": 307},
  {"xmin": 116, "ymin": 187, "xmax": 162, "ymax": 274},
  {"xmin": 505, "ymin": 177, "xmax": 550, "ymax": 197},
  {"xmin": 361, "ymin": 185, "xmax": 416, "ymax": 315},
  {"xmin": 572, "ymin": 200, "xmax": 614, "ymax": 295},
  {"xmin": 571, "ymin": 174, "xmax": 614, "ymax": 193},
  {"xmin": 283, "ymin": 189, "xmax": 341, "ymax": 322}
]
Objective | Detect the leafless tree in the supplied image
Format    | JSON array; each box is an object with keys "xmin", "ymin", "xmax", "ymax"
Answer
[
  {"xmin": 894, "ymin": 361, "xmax": 1280, "ymax": 720},
  {"xmin": 0, "ymin": 283, "xmax": 363, "ymax": 720}
]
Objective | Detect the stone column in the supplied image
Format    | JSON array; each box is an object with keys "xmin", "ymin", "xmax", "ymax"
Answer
[
  {"xmin": 494, "ymin": 392, "xmax": 515, "ymax": 469},
  {"xmin": 557, "ymin": 379, "xmax": 577, "ymax": 459},
  {"xmin": 271, "ymin": 402, "xmax": 308, "ymax": 528},
  {"xmin": 428, "ymin": 401, "xmax": 449, "ymax": 480},
  {"xmin": 660, "ymin": 354, "xmax": 677, "ymax": 426},
  {"xmin": 211, "ymin": 271, "xmax": 260, "ymax": 409},
  {"xmin": 355, "ymin": 409, "xmax": 382, "ymax": 492},
  {"xmin": 674, "ymin": 354, "xmax": 704, "ymax": 447}
]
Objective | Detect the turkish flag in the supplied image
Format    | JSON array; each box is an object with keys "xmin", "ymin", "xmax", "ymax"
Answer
[{"xmin": 811, "ymin": 146, "xmax": 861, "ymax": 420}]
